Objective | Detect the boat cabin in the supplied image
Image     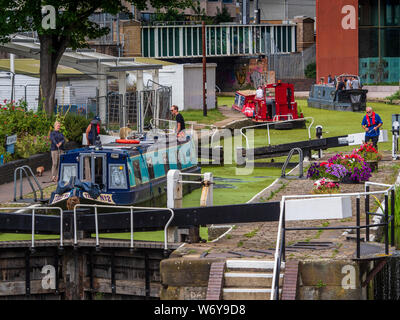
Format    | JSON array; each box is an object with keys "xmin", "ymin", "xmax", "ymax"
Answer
[{"xmin": 308, "ymin": 74, "xmax": 368, "ymax": 112}]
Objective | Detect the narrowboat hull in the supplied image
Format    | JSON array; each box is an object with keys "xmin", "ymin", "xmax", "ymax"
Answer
[{"xmin": 49, "ymin": 166, "xmax": 201, "ymax": 211}]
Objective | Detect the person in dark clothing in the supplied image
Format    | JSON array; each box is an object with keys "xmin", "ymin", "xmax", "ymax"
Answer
[
  {"xmin": 50, "ymin": 121, "xmax": 65, "ymax": 182},
  {"xmin": 170, "ymin": 105, "xmax": 185, "ymax": 138},
  {"xmin": 336, "ymin": 77, "xmax": 345, "ymax": 91},
  {"xmin": 85, "ymin": 115, "xmax": 101, "ymax": 146}
]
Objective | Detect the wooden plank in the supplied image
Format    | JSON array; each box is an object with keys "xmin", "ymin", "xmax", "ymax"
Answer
[
  {"xmin": 0, "ymin": 280, "xmax": 64, "ymax": 296},
  {"xmin": 85, "ymin": 278, "xmax": 160, "ymax": 297}
]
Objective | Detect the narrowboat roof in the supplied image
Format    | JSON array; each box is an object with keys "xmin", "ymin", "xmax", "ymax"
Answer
[{"xmin": 64, "ymin": 138, "xmax": 186, "ymax": 157}]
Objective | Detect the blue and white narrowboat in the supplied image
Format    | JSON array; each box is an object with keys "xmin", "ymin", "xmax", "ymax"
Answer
[{"xmin": 49, "ymin": 133, "xmax": 200, "ymax": 209}]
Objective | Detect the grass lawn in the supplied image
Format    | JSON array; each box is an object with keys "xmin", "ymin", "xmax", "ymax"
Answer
[{"xmin": 180, "ymin": 107, "xmax": 226, "ymax": 125}]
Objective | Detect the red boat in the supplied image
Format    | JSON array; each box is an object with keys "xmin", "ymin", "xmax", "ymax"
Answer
[{"xmin": 232, "ymin": 82, "xmax": 305, "ymax": 129}]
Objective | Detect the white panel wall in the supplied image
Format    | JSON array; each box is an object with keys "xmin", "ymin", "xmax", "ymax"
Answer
[{"xmin": 183, "ymin": 63, "xmax": 216, "ymax": 111}]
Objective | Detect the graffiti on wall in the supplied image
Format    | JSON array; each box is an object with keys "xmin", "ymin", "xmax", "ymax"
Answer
[{"xmin": 217, "ymin": 58, "xmax": 276, "ymax": 91}]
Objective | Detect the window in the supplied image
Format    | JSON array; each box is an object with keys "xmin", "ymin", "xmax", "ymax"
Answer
[
  {"xmin": 60, "ymin": 164, "xmax": 77, "ymax": 185},
  {"xmin": 163, "ymin": 152, "xmax": 170, "ymax": 175},
  {"xmin": 109, "ymin": 164, "xmax": 127, "ymax": 189},
  {"xmin": 146, "ymin": 156, "xmax": 155, "ymax": 180},
  {"xmin": 132, "ymin": 160, "xmax": 142, "ymax": 184}
]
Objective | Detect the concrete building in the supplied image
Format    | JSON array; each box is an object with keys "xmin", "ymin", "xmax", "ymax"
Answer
[{"xmin": 316, "ymin": 0, "xmax": 400, "ymax": 85}]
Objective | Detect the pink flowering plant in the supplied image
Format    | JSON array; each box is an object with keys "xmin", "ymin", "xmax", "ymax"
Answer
[
  {"xmin": 312, "ymin": 178, "xmax": 340, "ymax": 194},
  {"xmin": 307, "ymin": 150, "xmax": 372, "ymax": 183}
]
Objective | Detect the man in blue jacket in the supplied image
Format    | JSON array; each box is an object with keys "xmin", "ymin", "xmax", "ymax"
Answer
[{"xmin": 362, "ymin": 107, "xmax": 383, "ymax": 150}]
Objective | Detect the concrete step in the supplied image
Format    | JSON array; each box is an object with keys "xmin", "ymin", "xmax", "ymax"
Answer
[
  {"xmin": 224, "ymin": 272, "xmax": 283, "ymax": 288},
  {"xmin": 222, "ymin": 288, "xmax": 281, "ymax": 300},
  {"xmin": 226, "ymin": 259, "xmax": 285, "ymax": 272}
]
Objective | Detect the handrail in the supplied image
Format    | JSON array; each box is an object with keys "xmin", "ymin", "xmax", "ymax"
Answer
[
  {"xmin": 13, "ymin": 165, "xmax": 44, "ymax": 202},
  {"xmin": 73, "ymin": 204, "xmax": 174, "ymax": 251},
  {"xmin": 270, "ymin": 184, "xmax": 395, "ymax": 300},
  {"xmin": 0, "ymin": 206, "xmax": 64, "ymax": 249},
  {"xmin": 281, "ymin": 148, "xmax": 303, "ymax": 178},
  {"xmin": 240, "ymin": 117, "xmax": 315, "ymax": 149}
]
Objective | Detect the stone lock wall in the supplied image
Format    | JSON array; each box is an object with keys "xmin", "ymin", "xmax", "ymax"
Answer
[
  {"xmin": 160, "ymin": 258, "xmax": 224, "ymax": 300},
  {"xmin": 297, "ymin": 260, "xmax": 371, "ymax": 300}
]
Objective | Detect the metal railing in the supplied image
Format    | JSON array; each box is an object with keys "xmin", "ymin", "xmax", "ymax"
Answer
[
  {"xmin": 0, "ymin": 206, "xmax": 64, "ymax": 249},
  {"xmin": 73, "ymin": 204, "xmax": 174, "ymax": 251},
  {"xmin": 13, "ymin": 165, "xmax": 44, "ymax": 202},
  {"xmin": 270, "ymin": 183, "xmax": 396, "ymax": 300},
  {"xmin": 240, "ymin": 116, "xmax": 315, "ymax": 149},
  {"xmin": 281, "ymin": 148, "xmax": 303, "ymax": 178}
]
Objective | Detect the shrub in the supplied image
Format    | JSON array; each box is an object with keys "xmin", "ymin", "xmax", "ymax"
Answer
[
  {"xmin": 62, "ymin": 113, "xmax": 91, "ymax": 144},
  {"xmin": 305, "ymin": 62, "xmax": 316, "ymax": 79},
  {"xmin": 15, "ymin": 134, "xmax": 51, "ymax": 158}
]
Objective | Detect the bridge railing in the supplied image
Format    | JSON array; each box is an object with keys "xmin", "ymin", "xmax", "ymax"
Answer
[{"xmin": 142, "ymin": 23, "xmax": 296, "ymax": 59}]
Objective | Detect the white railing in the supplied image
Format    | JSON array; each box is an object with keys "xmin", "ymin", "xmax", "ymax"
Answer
[
  {"xmin": 142, "ymin": 24, "xmax": 297, "ymax": 59},
  {"xmin": 240, "ymin": 117, "xmax": 315, "ymax": 149},
  {"xmin": 73, "ymin": 204, "xmax": 174, "ymax": 250},
  {"xmin": 0, "ymin": 207, "xmax": 64, "ymax": 249},
  {"xmin": 270, "ymin": 183, "xmax": 396, "ymax": 300}
]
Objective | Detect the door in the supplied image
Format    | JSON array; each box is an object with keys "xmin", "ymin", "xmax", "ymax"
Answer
[{"xmin": 80, "ymin": 153, "xmax": 107, "ymax": 190}]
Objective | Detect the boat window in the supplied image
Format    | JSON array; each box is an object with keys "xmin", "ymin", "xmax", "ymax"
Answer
[
  {"xmin": 109, "ymin": 164, "xmax": 127, "ymax": 189},
  {"xmin": 82, "ymin": 155, "xmax": 92, "ymax": 182},
  {"xmin": 146, "ymin": 156, "xmax": 155, "ymax": 179},
  {"xmin": 60, "ymin": 164, "xmax": 77, "ymax": 185},
  {"xmin": 94, "ymin": 156, "xmax": 104, "ymax": 186},
  {"xmin": 323, "ymin": 89, "xmax": 326, "ymax": 97},
  {"xmin": 132, "ymin": 159, "xmax": 142, "ymax": 184},
  {"xmin": 80, "ymin": 154, "xmax": 106, "ymax": 190}
]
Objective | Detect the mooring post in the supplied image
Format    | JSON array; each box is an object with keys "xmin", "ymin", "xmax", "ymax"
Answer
[
  {"xmin": 385, "ymin": 193, "xmax": 389, "ymax": 255},
  {"xmin": 391, "ymin": 188, "xmax": 395, "ymax": 247},
  {"xmin": 365, "ymin": 185, "xmax": 370, "ymax": 241},
  {"xmin": 167, "ymin": 170, "xmax": 181, "ymax": 242}
]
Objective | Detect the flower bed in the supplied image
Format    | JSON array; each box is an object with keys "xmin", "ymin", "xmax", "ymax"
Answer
[{"xmin": 306, "ymin": 144, "xmax": 378, "ymax": 184}]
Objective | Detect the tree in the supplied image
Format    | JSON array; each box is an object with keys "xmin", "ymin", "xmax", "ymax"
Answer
[
  {"xmin": 0, "ymin": 0, "xmax": 191, "ymax": 116},
  {"xmin": 214, "ymin": 6, "xmax": 232, "ymax": 24}
]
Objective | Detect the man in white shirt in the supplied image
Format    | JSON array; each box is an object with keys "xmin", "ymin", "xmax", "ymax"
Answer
[
  {"xmin": 351, "ymin": 77, "xmax": 360, "ymax": 89},
  {"xmin": 256, "ymin": 86, "xmax": 264, "ymax": 99}
]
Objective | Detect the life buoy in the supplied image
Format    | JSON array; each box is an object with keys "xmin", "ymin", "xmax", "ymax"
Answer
[{"xmin": 115, "ymin": 139, "xmax": 140, "ymax": 144}]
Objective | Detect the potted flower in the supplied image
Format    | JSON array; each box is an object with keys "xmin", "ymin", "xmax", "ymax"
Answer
[
  {"xmin": 312, "ymin": 178, "xmax": 340, "ymax": 194},
  {"xmin": 354, "ymin": 142, "xmax": 382, "ymax": 172}
]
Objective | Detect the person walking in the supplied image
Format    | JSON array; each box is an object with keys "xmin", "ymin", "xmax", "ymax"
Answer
[
  {"xmin": 362, "ymin": 107, "xmax": 383, "ymax": 150},
  {"xmin": 50, "ymin": 120, "xmax": 65, "ymax": 182}
]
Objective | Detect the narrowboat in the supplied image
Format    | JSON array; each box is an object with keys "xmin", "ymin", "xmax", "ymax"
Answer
[
  {"xmin": 308, "ymin": 74, "xmax": 368, "ymax": 112},
  {"xmin": 49, "ymin": 133, "xmax": 201, "ymax": 210},
  {"xmin": 232, "ymin": 82, "xmax": 305, "ymax": 129}
]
